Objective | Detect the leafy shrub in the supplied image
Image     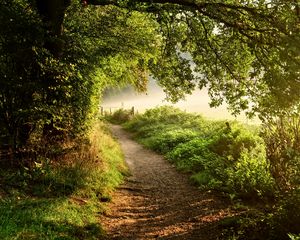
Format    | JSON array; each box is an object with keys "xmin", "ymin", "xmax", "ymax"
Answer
[
  {"xmin": 141, "ymin": 106, "xmax": 198, "ymax": 125},
  {"xmin": 209, "ymin": 124, "xmax": 274, "ymax": 198},
  {"xmin": 221, "ymin": 190, "xmax": 300, "ymax": 240},
  {"xmin": 224, "ymin": 148, "xmax": 274, "ymax": 198},
  {"xmin": 128, "ymin": 122, "xmax": 177, "ymax": 138},
  {"xmin": 107, "ymin": 108, "xmax": 133, "ymax": 124},
  {"xmin": 262, "ymin": 115, "xmax": 300, "ymax": 192},
  {"xmin": 190, "ymin": 171, "xmax": 214, "ymax": 186},
  {"xmin": 273, "ymin": 189, "xmax": 300, "ymax": 237},
  {"xmin": 126, "ymin": 106, "xmax": 275, "ymax": 199},
  {"xmin": 166, "ymin": 122, "xmax": 274, "ymax": 198},
  {"xmin": 141, "ymin": 128, "xmax": 199, "ymax": 154},
  {"xmin": 125, "ymin": 106, "xmax": 203, "ymax": 132},
  {"xmin": 167, "ymin": 138, "xmax": 217, "ymax": 172}
]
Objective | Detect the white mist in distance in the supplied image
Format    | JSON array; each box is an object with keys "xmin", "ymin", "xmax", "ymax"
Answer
[{"xmin": 101, "ymin": 79, "xmax": 260, "ymax": 124}]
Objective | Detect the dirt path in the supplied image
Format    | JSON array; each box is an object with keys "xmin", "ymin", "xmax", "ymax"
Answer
[{"xmin": 100, "ymin": 125, "xmax": 234, "ymax": 239}]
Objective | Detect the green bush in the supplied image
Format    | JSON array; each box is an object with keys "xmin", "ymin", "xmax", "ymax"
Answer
[
  {"xmin": 141, "ymin": 128, "xmax": 199, "ymax": 154},
  {"xmin": 128, "ymin": 122, "xmax": 177, "ymax": 138},
  {"xmin": 209, "ymin": 124, "xmax": 274, "ymax": 198},
  {"xmin": 167, "ymin": 138, "xmax": 217, "ymax": 172},
  {"xmin": 165, "ymin": 122, "xmax": 274, "ymax": 198},
  {"xmin": 262, "ymin": 115, "xmax": 300, "ymax": 192},
  {"xmin": 224, "ymin": 148, "xmax": 274, "ymax": 198},
  {"xmin": 107, "ymin": 108, "xmax": 134, "ymax": 124},
  {"xmin": 125, "ymin": 106, "xmax": 275, "ymax": 199},
  {"xmin": 124, "ymin": 106, "xmax": 203, "ymax": 132},
  {"xmin": 221, "ymin": 190, "xmax": 300, "ymax": 240}
]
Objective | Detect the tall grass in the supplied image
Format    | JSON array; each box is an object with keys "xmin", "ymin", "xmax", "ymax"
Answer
[{"xmin": 0, "ymin": 122, "xmax": 127, "ymax": 240}]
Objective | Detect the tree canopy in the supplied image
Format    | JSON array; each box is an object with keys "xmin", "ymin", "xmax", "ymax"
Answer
[
  {"xmin": 0, "ymin": 0, "xmax": 299, "ymax": 150},
  {"xmin": 78, "ymin": 0, "xmax": 300, "ymax": 118}
]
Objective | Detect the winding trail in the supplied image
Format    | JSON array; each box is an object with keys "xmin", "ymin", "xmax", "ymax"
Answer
[{"xmin": 101, "ymin": 125, "xmax": 234, "ymax": 239}]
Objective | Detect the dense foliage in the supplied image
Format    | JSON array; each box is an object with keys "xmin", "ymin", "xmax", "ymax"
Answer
[
  {"xmin": 0, "ymin": 0, "xmax": 160, "ymax": 161},
  {"xmin": 122, "ymin": 106, "xmax": 300, "ymax": 239},
  {"xmin": 0, "ymin": 0, "xmax": 299, "ymax": 160},
  {"xmin": 0, "ymin": 0, "xmax": 300, "ymax": 239},
  {"xmin": 124, "ymin": 106, "xmax": 274, "ymax": 199},
  {"xmin": 106, "ymin": 108, "xmax": 135, "ymax": 124},
  {"xmin": 0, "ymin": 1, "xmax": 299, "ymax": 238},
  {"xmin": 262, "ymin": 114, "xmax": 300, "ymax": 192}
]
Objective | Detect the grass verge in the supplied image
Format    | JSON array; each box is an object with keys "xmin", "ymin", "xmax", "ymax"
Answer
[{"xmin": 0, "ymin": 122, "xmax": 127, "ymax": 240}]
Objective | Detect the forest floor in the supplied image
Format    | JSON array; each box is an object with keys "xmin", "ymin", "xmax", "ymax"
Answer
[{"xmin": 100, "ymin": 125, "xmax": 239, "ymax": 240}]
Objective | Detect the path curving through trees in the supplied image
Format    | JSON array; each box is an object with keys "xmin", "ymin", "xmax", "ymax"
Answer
[{"xmin": 100, "ymin": 125, "xmax": 236, "ymax": 239}]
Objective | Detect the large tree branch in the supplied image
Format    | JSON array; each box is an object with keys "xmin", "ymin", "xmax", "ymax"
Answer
[
  {"xmin": 87, "ymin": 0, "xmax": 279, "ymax": 34},
  {"xmin": 88, "ymin": 0, "xmax": 263, "ymax": 15}
]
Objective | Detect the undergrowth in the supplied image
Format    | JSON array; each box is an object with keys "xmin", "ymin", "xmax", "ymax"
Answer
[
  {"xmin": 0, "ymin": 122, "xmax": 127, "ymax": 240},
  {"xmin": 124, "ymin": 106, "xmax": 274, "ymax": 200}
]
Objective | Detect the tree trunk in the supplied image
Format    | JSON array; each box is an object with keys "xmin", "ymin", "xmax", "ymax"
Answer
[
  {"xmin": 34, "ymin": 1, "xmax": 71, "ymax": 140},
  {"xmin": 35, "ymin": 0, "xmax": 71, "ymax": 56}
]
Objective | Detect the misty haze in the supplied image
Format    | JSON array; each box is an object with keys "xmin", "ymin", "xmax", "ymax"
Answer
[{"xmin": 102, "ymin": 78, "xmax": 259, "ymax": 124}]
